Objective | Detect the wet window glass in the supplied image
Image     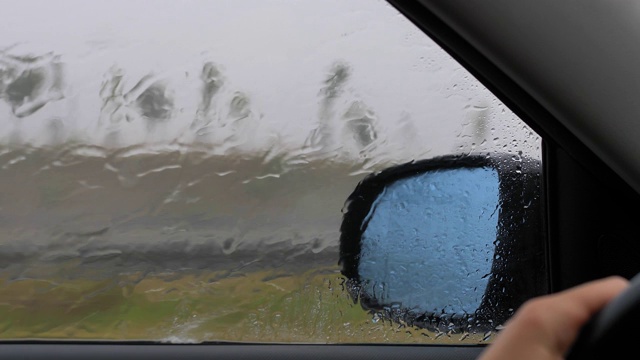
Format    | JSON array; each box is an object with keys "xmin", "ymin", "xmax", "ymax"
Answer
[{"xmin": 0, "ymin": 0, "xmax": 542, "ymax": 343}]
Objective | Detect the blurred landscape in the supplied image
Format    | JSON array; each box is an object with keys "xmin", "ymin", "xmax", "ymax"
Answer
[
  {"xmin": 0, "ymin": 143, "xmax": 488, "ymax": 343},
  {"xmin": 0, "ymin": 0, "xmax": 530, "ymax": 342},
  {"xmin": 0, "ymin": 142, "xmax": 372, "ymax": 275},
  {"xmin": 0, "ymin": 143, "xmax": 496, "ymax": 343}
]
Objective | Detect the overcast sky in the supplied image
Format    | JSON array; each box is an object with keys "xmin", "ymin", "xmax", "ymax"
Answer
[{"xmin": 0, "ymin": 0, "xmax": 535, "ymax": 160}]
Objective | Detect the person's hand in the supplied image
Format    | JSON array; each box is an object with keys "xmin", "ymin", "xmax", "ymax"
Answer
[{"xmin": 477, "ymin": 276, "xmax": 630, "ymax": 360}]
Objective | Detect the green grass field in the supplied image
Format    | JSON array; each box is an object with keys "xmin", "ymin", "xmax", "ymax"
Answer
[{"xmin": 0, "ymin": 266, "xmax": 491, "ymax": 344}]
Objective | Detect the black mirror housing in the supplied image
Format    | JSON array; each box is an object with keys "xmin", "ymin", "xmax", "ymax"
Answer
[{"xmin": 339, "ymin": 153, "xmax": 547, "ymax": 334}]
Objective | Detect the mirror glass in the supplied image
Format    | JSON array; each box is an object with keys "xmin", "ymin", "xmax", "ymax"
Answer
[{"xmin": 358, "ymin": 167, "xmax": 499, "ymax": 315}]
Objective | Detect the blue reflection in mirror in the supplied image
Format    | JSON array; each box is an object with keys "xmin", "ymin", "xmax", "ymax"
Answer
[{"xmin": 358, "ymin": 167, "xmax": 499, "ymax": 315}]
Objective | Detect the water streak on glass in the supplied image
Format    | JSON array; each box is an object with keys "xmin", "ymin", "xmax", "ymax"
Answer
[{"xmin": 0, "ymin": 0, "xmax": 540, "ymax": 343}]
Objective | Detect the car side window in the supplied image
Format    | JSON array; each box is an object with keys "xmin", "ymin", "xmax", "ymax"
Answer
[{"xmin": 0, "ymin": 0, "xmax": 543, "ymax": 344}]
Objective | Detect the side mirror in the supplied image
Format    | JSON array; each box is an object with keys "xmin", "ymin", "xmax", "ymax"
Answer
[{"xmin": 339, "ymin": 154, "xmax": 547, "ymax": 334}]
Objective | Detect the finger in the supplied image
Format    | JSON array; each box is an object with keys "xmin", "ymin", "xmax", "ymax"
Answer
[
  {"xmin": 477, "ymin": 276, "xmax": 629, "ymax": 360},
  {"xmin": 559, "ymin": 275, "xmax": 630, "ymax": 318},
  {"xmin": 544, "ymin": 276, "xmax": 630, "ymax": 352}
]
